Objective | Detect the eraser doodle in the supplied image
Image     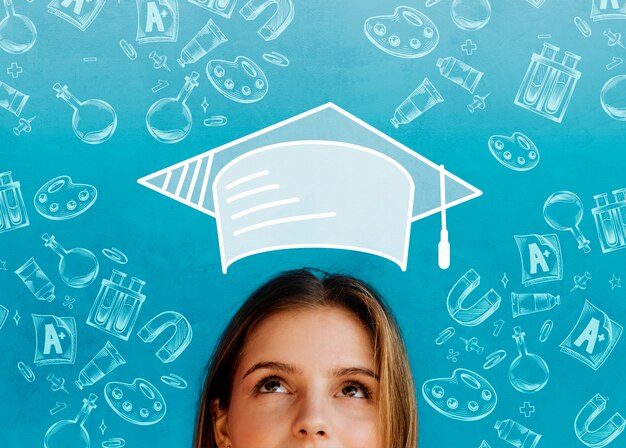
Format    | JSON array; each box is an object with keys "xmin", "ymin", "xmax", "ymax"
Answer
[
  {"xmin": 206, "ymin": 56, "xmax": 268, "ymax": 104},
  {"xmin": 0, "ymin": 171, "xmax": 29, "ymax": 233},
  {"xmin": 0, "ymin": 0, "xmax": 37, "ymax": 54},
  {"xmin": 138, "ymin": 103, "xmax": 482, "ymax": 273},
  {"xmin": 600, "ymin": 75, "xmax": 626, "ymax": 121},
  {"xmin": 488, "ymin": 132, "xmax": 540, "ymax": 172},
  {"xmin": 239, "ymin": 0, "xmax": 295, "ymax": 41},
  {"xmin": 47, "ymin": 0, "xmax": 106, "ymax": 31},
  {"xmin": 575, "ymin": 394, "xmax": 625, "ymax": 448},
  {"xmin": 34, "ymin": 175, "xmax": 97, "ymax": 221},
  {"xmin": 422, "ymin": 368, "xmax": 497, "ymax": 421},
  {"xmin": 560, "ymin": 300, "xmax": 623, "ymax": 371},
  {"xmin": 104, "ymin": 378, "xmax": 166, "ymax": 426},
  {"xmin": 592, "ymin": 188, "xmax": 626, "ymax": 253},
  {"xmin": 450, "ymin": 0, "xmax": 492, "ymax": 32},
  {"xmin": 364, "ymin": 6, "xmax": 439, "ymax": 59}
]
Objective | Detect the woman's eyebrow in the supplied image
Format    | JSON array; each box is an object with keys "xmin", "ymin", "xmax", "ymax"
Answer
[
  {"xmin": 243, "ymin": 361, "xmax": 302, "ymax": 379},
  {"xmin": 331, "ymin": 367, "xmax": 380, "ymax": 381},
  {"xmin": 242, "ymin": 361, "xmax": 379, "ymax": 381}
]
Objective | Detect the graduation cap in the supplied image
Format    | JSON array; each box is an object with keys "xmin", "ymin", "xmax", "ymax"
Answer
[{"xmin": 138, "ymin": 103, "xmax": 482, "ymax": 273}]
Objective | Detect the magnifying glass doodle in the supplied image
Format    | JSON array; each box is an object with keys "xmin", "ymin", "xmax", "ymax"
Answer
[{"xmin": 543, "ymin": 191, "xmax": 591, "ymax": 253}]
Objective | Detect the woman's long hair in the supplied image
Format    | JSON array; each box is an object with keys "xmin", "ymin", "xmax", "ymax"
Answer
[{"xmin": 194, "ymin": 268, "xmax": 418, "ymax": 448}]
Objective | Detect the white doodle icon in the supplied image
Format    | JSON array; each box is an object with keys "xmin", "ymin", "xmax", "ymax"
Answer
[
  {"xmin": 509, "ymin": 326, "xmax": 549, "ymax": 394},
  {"xmin": 138, "ymin": 103, "xmax": 482, "ymax": 273},
  {"xmin": 0, "ymin": 80, "xmax": 28, "ymax": 117},
  {"xmin": 494, "ymin": 419, "xmax": 542, "ymax": 447},
  {"xmin": 591, "ymin": 0, "xmax": 626, "ymax": 21},
  {"xmin": 239, "ymin": 0, "xmax": 294, "ymax": 41},
  {"xmin": 75, "ymin": 341, "xmax": 126, "ymax": 390},
  {"xmin": 514, "ymin": 234, "xmax": 563, "ymax": 286},
  {"xmin": 42, "ymin": 233, "xmax": 99, "ymax": 288},
  {"xmin": 0, "ymin": 0, "xmax": 37, "ymax": 54},
  {"xmin": 0, "ymin": 170, "xmax": 29, "ymax": 233},
  {"xmin": 137, "ymin": 311, "xmax": 193, "ymax": 363},
  {"xmin": 544, "ymin": 191, "xmax": 591, "ymax": 252},
  {"xmin": 34, "ymin": 175, "xmax": 98, "ymax": 221},
  {"xmin": 44, "ymin": 394, "xmax": 98, "ymax": 448},
  {"xmin": 391, "ymin": 78, "xmax": 444, "ymax": 128},
  {"xmin": 104, "ymin": 378, "xmax": 166, "ymax": 425},
  {"xmin": 600, "ymin": 75, "xmax": 626, "ymax": 121},
  {"xmin": 47, "ymin": 0, "xmax": 107, "ymax": 31},
  {"xmin": 32, "ymin": 314, "xmax": 77, "ymax": 366},
  {"xmin": 488, "ymin": 132, "xmax": 539, "ymax": 172},
  {"xmin": 206, "ymin": 56, "xmax": 268, "ymax": 104},
  {"xmin": 451, "ymin": 0, "xmax": 491, "ymax": 31},
  {"xmin": 364, "ymin": 6, "xmax": 439, "ymax": 59},
  {"xmin": 136, "ymin": 0, "xmax": 178, "ymax": 44},
  {"xmin": 447, "ymin": 268, "xmax": 501, "ymax": 327},
  {"xmin": 560, "ymin": 300, "xmax": 623, "ymax": 371},
  {"xmin": 188, "ymin": 0, "xmax": 237, "ymax": 18},
  {"xmin": 592, "ymin": 189, "xmax": 626, "ymax": 252},
  {"xmin": 177, "ymin": 19, "xmax": 227, "ymax": 68},
  {"xmin": 575, "ymin": 394, "xmax": 625, "ymax": 448}
]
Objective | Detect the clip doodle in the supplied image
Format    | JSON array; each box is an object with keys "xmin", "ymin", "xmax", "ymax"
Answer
[
  {"xmin": 239, "ymin": 0, "xmax": 294, "ymax": 41},
  {"xmin": 422, "ymin": 368, "xmax": 497, "ymax": 421},
  {"xmin": 364, "ymin": 6, "xmax": 439, "ymax": 59},
  {"xmin": 575, "ymin": 394, "xmax": 625, "ymax": 448},
  {"xmin": 447, "ymin": 268, "xmax": 501, "ymax": 327},
  {"xmin": 137, "ymin": 311, "xmax": 193, "ymax": 363},
  {"xmin": 104, "ymin": 378, "xmax": 166, "ymax": 425},
  {"xmin": 560, "ymin": 300, "xmax": 623, "ymax": 371}
]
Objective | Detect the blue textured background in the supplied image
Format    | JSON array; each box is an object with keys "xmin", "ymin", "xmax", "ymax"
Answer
[{"xmin": 1, "ymin": 0, "xmax": 626, "ymax": 446}]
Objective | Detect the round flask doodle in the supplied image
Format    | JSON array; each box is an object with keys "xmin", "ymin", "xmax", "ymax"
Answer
[
  {"xmin": 601, "ymin": 75, "xmax": 626, "ymax": 121},
  {"xmin": 0, "ymin": 0, "xmax": 37, "ymax": 54},
  {"xmin": 451, "ymin": 0, "xmax": 491, "ymax": 31}
]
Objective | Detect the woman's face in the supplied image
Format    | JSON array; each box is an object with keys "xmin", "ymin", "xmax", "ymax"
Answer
[{"xmin": 213, "ymin": 306, "xmax": 381, "ymax": 448}]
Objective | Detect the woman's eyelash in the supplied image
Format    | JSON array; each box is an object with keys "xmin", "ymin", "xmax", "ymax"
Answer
[
  {"xmin": 254, "ymin": 375, "xmax": 284, "ymax": 393},
  {"xmin": 344, "ymin": 380, "xmax": 373, "ymax": 399}
]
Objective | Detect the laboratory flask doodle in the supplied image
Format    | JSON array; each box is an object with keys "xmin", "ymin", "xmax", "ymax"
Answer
[
  {"xmin": 600, "ymin": 75, "xmax": 626, "ymax": 121},
  {"xmin": 508, "ymin": 326, "xmax": 549, "ymax": 394},
  {"xmin": 42, "ymin": 233, "xmax": 99, "ymax": 288},
  {"xmin": 450, "ymin": 0, "xmax": 491, "ymax": 31},
  {"xmin": 146, "ymin": 71, "xmax": 200, "ymax": 144},
  {"xmin": 544, "ymin": 191, "xmax": 591, "ymax": 253},
  {"xmin": 0, "ymin": 0, "xmax": 37, "ymax": 54},
  {"xmin": 44, "ymin": 394, "xmax": 98, "ymax": 448},
  {"xmin": 53, "ymin": 83, "xmax": 117, "ymax": 144}
]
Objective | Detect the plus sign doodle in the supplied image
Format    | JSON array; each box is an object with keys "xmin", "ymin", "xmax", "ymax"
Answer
[
  {"xmin": 520, "ymin": 402, "xmax": 536, "ymax": 418},
  {"xmin": 6, "ymin": 62, "xmax": 23, "ymax": 79},
  {"xmin": 461, "ymin": 39, "xmax": 478, "ymax": 55}
]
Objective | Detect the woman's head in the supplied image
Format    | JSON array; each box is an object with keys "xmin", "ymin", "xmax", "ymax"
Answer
[{"xmin": 194, "ymin": 268, "xmax": 417, "ymax": 448}]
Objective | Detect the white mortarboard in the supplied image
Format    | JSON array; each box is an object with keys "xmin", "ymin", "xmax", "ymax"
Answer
[{"xmin": 138, "ymin": 103, "xmax": 482, "ymax": 273}]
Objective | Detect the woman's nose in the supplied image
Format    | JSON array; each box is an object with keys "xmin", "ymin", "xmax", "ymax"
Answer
[{"xmin": 292, "ymin": 393, "xmax": 331, "ymax": 439}]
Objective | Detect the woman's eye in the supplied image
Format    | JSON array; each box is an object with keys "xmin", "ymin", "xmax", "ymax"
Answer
[
  {"xmin": 337, "ymin": 383, "xmax": 370, "ymax": 399},
  {"xmin": 257, "ymin": 378, "xmax": 288, "ymax": 393}
]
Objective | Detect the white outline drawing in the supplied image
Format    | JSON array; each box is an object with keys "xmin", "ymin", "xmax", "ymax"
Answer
[
  {"xmin": 137, "ymin": 311, "xmax": 193, "ymax": 363},
  {"xmin": 0, "ymin": 170, "xmax": 29, "ymax": 233},
  {"xmin": 601, "ymin": 75, "xmax": 626, "ymax": 121},
  {"xmin": 32, "ymin": 314, "xmax": 77, "ymax": 367},
  {"xmin": 42, "ymin": 233, "xmax": 99, "ymax": 288},
  {"xmin": 104, "ymin": 378, "xmax": 166, "ymax": 425},
  {"xmin": 177, "ymin": 19, "xmax": 227, "ymax": 68},
  {"xmin": 514, "ymin": 234, "xmax": 563, "ymax": 286},
  {"xmin": 75, "ymin": 341, "xmax": 126, "ymax": 390},
  {"xmin": 15, "ymin": 258, "xmax": 56, "ymax": 302},
  {"xmin": 422, "ymin": 368, "xmax": 497, "ymax": 421},
  {"xmin": 0, "ymin": 0, "xmax": 37, "ymax": 54},
  {"xmin": 591, "ymin": 0, "xmax": 626, "ymax": 21},
  {"xmin": 138, "ymin": 103, "xmax": 482, "ymax": 273},
  {"xmin": 206, "ymin": 56, "xmax": 268, "ymax": 104},
  {"xmin": 509, "ymin": 326, "xmax": 550, "ymax": 394},
  {"xmin": 44, "ymin": 394, "xmax": 98, "ymax": 448},
  {"xmin": 447, "ymin": 268, "xmax": 501, "ymax": 327},
  {"xmin": 488, "ymin": 132, "xmax": 539, "ymax": 172},
  {"xmin": 544, "ymin": 191, "xmax": 592, "ymax": 253},
  {"xmin": 239, "ymin": 0, "xmax": 294, "ymax": 41},
  {"xmin": 188, "ymin": 0, "xmax": 238, "ymax": 18},
  {"xmin": 34, "ymin": 175, "xmax": 97, "ymax": 221},
  {"xmin": 451, "ymin": 0, "xmax": 492, "ymax": 32},
  {"xmin": 391, "ymin": 78, "xmax": 444, "ymax": 128},
  {"xmin": 575, "ymin": 394, "xmax": 625, "ymax": 448},
  {"xmin": 593, "ymin": 190, "xmax": 626, "ymax": 253},
  {"xmin": 47, "ymin": 0, "xmax": 106, "ymax": 31},
  {"xmin": 364, "ymin": 6, "xmax": 439, "ymax": 59},
  {"xmin": 135, "ymin": 0, "xmax": 178, "ymax": 44},
  {"xmin": 495, "ymin": 419, "xmax": 542, "ymax": 447},
  {"xmin": 0, "ymin": 81, "xmax": 28, "ymax": 117}
]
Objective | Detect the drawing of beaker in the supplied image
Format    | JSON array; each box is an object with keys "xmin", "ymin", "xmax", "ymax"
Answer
[
  {"xmin": 543, "ymin": 191, "xmax": 591, "ymax": 253},
  {"xmin": 53, "ymin": 83, "xmax": 117, "ymax": 144},
  {"xmin": 509, "ymin": 326, "xmax": 549, "ymax": 394},
  {"xmin": 544, "ymin": 52, "xmax": 580, "ymax": 117},
  {"xmin": 14, "ymin": 257, "xmax": 56, "ymax": 302},
  {"xmin": 0, "ymin": 170, "xmax": 29, "ymax": 233},
  {"xmin": 519, "ymin": 43, "xmax": 559, "ymax": 107},
  {"xmin": 42, "ymin": 233, "xmax": 99, "ymax": 288},
  {"xmin": 0, "ymin": 0, "xmax": 37, "ymax": 54},
  {"xmin": 390, "ymin": 78, "xmax": 444, "ymax": 128},
  {"xmin": 75, "ymin": 341, "xmax": 126, "ymax": 389},
  {"xmin": 44, "ymin": 394, "xmax": 97, "ymax": 448},
  {"xmin": 146, "ymin": 71, "xmax": 200, "ymax": 144}
]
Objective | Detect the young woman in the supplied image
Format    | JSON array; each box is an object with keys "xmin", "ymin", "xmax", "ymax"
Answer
[{"xmin": 194, "ymin": 268, "xmax": 418, "ymax": 448}]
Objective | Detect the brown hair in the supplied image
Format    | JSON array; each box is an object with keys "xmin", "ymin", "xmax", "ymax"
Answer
[{"xmin": 194, "ymin": 268, "xmax": 418, "ymax": 448}]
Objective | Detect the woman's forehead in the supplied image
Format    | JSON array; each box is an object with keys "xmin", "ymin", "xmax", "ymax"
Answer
[{"xmin": 236, "ymin": 306, "xmax": 376, "ymax": 374}]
